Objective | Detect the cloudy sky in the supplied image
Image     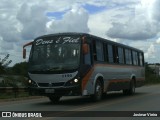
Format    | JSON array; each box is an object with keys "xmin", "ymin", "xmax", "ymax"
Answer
[{"xmin": 0, "ymin": 0, "xmax": 160, "ymax": 66}]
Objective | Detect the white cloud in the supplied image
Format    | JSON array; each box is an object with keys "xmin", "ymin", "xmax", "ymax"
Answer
[
  {"xmin": 0, "ymin": 12, "xmax": 20, "ymax": 42},
  {"xmin": 106, "ymin": 0, "xmax": 160, "ymax": 40},
  {"xmin": 156, "ymin": 38, "xmax": 160, "ymax": 44},
  {"xmin": 150, "ymin": 0, "xmax": 160, "ymax": 22},
  {"xmin": 88, "ymin": 9, "xmax": 113, "ymax": 38},
  {"xmin": 17, "ymin": 3, "xmax": 48, "ymax": 40},
  {"xmin": 107, "ymin": 20, "xmax": 157, "ymax": 40},
  {"xmin": 88, "ymin": 4, "xmax": 133, "ymax": 39},
  {"xmin": 0, "ymin": 0, "xmax": 160, "ymax": 65},
  {"xmin": 47, "ymin": 5, "xmax": 89, "ymax": 33},
  {"xmin": 0, "ymin": 41, "xmax": 14, "ymax": 50},
  {"xmin": 144, "ymin": 44, "xmax": 155, "ymax": 58}
]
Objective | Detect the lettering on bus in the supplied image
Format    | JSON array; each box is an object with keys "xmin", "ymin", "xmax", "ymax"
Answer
[
  {"xmin": 62, "ymin": 37, "xmax": 80, "ymax": 44},
  {"xmin": 35, "ymin": 37, "xmax": 80, "ymax": 46},
  {"xmin": 36, "ymin": 39, "xmax": 53, "ymax": 45}
]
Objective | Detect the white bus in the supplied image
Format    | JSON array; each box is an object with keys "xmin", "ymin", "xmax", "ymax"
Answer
[{"xmin": 23, "ymin": 33, "xmax": 145, "ymax": 103}]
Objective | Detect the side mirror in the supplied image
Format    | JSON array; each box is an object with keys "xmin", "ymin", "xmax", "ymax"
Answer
[
  {"xmin": 83, "ymin": 44, "xmax": 89, "ymax": 55},
  {"xmin": 23, "ymin": 41, "xmax": 33, "ymax": 59},
  {"xmin": 23, "ymin": 48, "xmax": 26, "ymax": 59}
]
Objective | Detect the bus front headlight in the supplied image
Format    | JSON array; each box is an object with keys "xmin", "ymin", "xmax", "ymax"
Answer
[
  {"xmin": 74, "ymin": 79, "xmax": 78, "ymax": 83},
  {"xmin": 28, "ymin": 79, "xmax": 37, "ymax": 87},
  {"xmin": 28, "ymin": 80, "xmax": 32, "ymax": 84},
  {"xmin": 65, "ymin": 78, "xmax": 80, "ymax": 86}
]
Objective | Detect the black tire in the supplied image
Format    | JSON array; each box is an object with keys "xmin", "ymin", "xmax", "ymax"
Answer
[
  {"xmin": 48, "ymin": 96, "xmax": 61, "ymax": 103},
  {"xmin": 102, "ymin": 92, "xmax": 107, "ymax": 99},
  {"xmin": 92, "ymin": 80, "xmax": 103, "ymax": 101},
  {"xmin": 123, "ymin": 80, "xmax": 135, "ymax": 95}
]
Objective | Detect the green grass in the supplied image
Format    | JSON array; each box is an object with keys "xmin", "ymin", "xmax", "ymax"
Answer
[
  {"xmin": 145, "ymin": 74, "xmax": 160, "ymax": 85},
  {"xmin": 0, "ymin": 92, "xmax": 29, "ymax": 99}
]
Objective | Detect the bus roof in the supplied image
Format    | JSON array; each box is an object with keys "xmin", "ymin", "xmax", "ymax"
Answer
[{"xmin": 34, "ymin": 32, "xmax": 144, "ymax": 53}]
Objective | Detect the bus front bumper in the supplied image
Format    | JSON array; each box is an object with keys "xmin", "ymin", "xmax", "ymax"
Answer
[{"xmin": 28, "ymin": 85, "xmax": 81, "ymax": 96}]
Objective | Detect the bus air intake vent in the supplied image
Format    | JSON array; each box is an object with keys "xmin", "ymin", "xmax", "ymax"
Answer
[
  {"xmin": 38, "ymin": 83, "xmax": 48, "ymax": 87},
  {"xmin": 52, "ymin": 82, "xmax": 64, "ymax": 86},
  {"xmin": 38, "ymin": 82, "xmax": 65, "ymax": 87}
]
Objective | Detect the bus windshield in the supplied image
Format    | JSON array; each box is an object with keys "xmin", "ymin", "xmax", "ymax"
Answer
[{"xmin": 28, "ymin": 36, "xmax": 81, "ymax": 72}]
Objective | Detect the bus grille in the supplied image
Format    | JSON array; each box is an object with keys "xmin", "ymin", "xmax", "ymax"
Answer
[{"xmin": 38, "ymin": 82, "xmax": 65, "ymax": 87}]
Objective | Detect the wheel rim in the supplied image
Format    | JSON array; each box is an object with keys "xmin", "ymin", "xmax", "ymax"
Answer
[
  {"xmin": 132, "ymin": 81, "xmax": 135, "ymax": 93},
  {"xmin": 96, "ymin": 83, "xmax": 102, "ymax": 99}
]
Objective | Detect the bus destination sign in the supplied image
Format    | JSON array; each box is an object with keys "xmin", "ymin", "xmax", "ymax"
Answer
[{"xmin": 35, "ymin": 37, "xmax": 80, "ymax": 46}]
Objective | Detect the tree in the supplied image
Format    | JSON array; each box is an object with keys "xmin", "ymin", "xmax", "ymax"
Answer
[
  {"xmin": 10, "ymin": 62, "xmax": 28, "ymax": 76},
  {"xmin": 145, "ymin": 63, "xmax": 160, "ymax": 84},
  {"xmin": 0, "ymin": 62, "xmax": 5, "ymax": 74},
  {"xmin": 0, "ymin": 54, "xmax": 12, "ymax": 74}
]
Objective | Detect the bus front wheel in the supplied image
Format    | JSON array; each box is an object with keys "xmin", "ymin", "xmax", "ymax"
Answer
[
  {"xmin": 91, "ymin": 80, "xmax": 103, "ymax": 101},
  {"xmin": 48, "ymin": 96, "xmax": 61, "ymax": 103}
]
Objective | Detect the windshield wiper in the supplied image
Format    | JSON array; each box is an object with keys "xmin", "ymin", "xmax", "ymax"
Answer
[
  {"xmin": 29, "ymin": 65, "xmax": 51, "ymax": 72},
  {"xmin": 46, "ymin": 67, "xmax": 62, "ymax": 71}
]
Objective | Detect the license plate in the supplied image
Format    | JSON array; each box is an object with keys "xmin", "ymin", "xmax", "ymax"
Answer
[{"xmin": 45, "ymin": 89, "xmax": 55, "ymax": 93}]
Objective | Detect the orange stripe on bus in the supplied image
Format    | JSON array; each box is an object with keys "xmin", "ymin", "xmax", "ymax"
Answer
[
  {"xmin": 105, "ymin": 79, "xmax": 130, "ymax": 90},
  {"xmin": 81, "ymin": 68, "xmax": 94, "ymax": 91},
  {"xmin": 108, "ymin": 78, "xmax": 145, "ymax": 83},
  {"xmin": 105, "ymin": 78, "xmax": 145, "ymax": 91},
  {"xmin": 109, "ymin": 79, "xmax": 130, "ymax": 83},
  {"xmin": 81, "ymin": 63, "xmax": 145, "ymax": 91},
  {"xmin": 136, "ymin": 78, "xmax": 145, "ymax": 81}
]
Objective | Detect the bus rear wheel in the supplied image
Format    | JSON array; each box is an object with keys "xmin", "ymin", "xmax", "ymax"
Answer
[
  {"xmin": 92, "ymin": 80, "xmax": 103, "ymax": 101},
  {"xmin": 48, "ymin": 96, "xmax": 61, "ymax": 103},
  {"xmin": 123, "ymin": 79, "xmax": 135, "ymax": 95}
]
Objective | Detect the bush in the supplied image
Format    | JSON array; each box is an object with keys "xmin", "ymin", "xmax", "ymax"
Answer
[
  {"xmin": 145, "ymin": 64, "xmax": 160, "ymax": 84},
  {"xmin": 0, "ymin": 76, "xmax": 28, "ymax": 87}
]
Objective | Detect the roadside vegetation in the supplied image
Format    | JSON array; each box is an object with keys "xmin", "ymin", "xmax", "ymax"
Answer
[
  {"xmin": 0, "ymin": 56, "xmax": 160, "ymax": 99},
  {"xmin": 145, "ymin": 63, "xmax": 160, "ymax": 85},
  {"xmin": 0, "ymin": 59, "xmax": 29, "ymax": 99}
]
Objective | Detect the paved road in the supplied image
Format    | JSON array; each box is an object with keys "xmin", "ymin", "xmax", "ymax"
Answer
[{"xmin": 0, "ymin": 84, "xmax": 160, "ymax": 120}]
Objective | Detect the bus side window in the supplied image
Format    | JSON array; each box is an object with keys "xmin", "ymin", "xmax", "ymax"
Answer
[
  {"xmin": 93, "ymin": 41, "xmax": 97, "ymax": 61},
  {"xmin": 125, "ymin": 49, "xmax": 132, "ymax": 65},
  {"xmin": 93, "ymin": 40, "xmax": 104, "ymax": 62},
  {"xmin": 139, "ymin": 52, "xmax": 144, "ymax": 66},
  {"xmin": 113, "ymin": 46, "xmax": 119, "ymax": 63},
  {"xmin": 108, "ymin": 44, "xmax": 114, "ymax": 63},
  {"xmin": 118, "ymin": 47, "xmax": 124, "ymax": 64},
  {"xmin": 132, "ymin": 51, "xmax": 138, "ymax": 65},
  {"xmin": 96, "ymin": 41, "xmax": 104, "ymax": 61},
  {"xmin": 105, "ymin": 44, "xmax": 108, "ymax": 62}
]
